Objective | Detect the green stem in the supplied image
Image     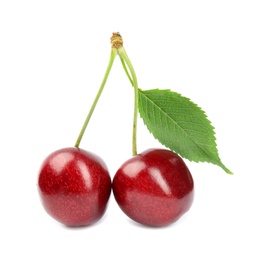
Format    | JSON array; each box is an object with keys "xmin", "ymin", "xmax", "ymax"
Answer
[
  {"xmin": 119, "ymin": 56, "xmax": 134, "ymax": 86},
  {"xmin": 74, "ymin": 48, "xmax": 118, "ymax": 148},
  {"xmin": 118, "ymin": 47, "xmax": 139, "ymax": 156}
]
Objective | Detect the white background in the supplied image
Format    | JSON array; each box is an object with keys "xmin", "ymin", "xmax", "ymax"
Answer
[{"xmin": 1, "ymin": 0, "xmax": 258, "ymax": 259}]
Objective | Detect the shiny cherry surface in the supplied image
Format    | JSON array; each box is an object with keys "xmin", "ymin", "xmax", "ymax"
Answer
[
  {"xmin": 38, "ymin": 147, "xmax": 111, "ymax": 226},
  {"xmin": 112, "ymin": 149, "xmax": 194, "ymax": 227}
]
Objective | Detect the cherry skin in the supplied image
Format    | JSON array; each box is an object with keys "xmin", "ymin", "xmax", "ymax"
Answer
[
  {"xmin": 38, "ymin": 147, "xmax": 111, "ymax": 226},
  {"xmin": 112, "ymin": 149, "xmax": 194, "ymax": 227}
]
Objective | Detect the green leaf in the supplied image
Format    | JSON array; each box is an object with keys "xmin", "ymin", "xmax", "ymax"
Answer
[{"xmin": 138, "ymin": 89, "xmax": 233, "ymax": 174}]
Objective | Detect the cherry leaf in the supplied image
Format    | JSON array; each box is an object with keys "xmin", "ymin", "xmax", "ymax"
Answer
[{"xmin": 138, "ymin": 89, "xmax": 233, "ymax": 174}]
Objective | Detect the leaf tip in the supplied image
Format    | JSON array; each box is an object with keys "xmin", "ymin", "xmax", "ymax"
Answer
[{"xmin": 219, "ymin": 163, "xmax": 234, "ymax": 175}]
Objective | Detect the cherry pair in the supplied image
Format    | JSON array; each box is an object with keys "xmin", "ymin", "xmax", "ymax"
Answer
[
  {"xmin": 37, "ymin": 32, "xmax": 232, "ymax": 228},
  {"xmin": 38, "ymin": 147, "xmax": 194, "ymax": 227}
]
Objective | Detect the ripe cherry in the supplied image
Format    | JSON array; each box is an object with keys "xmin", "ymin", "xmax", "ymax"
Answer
[
  {"xmin": 38, "ymin": 147, "xmax": 111, "ymax": 226},
  {"xmin": 112, "ymin": 149, "xmax": 194, "ymax": 227}
]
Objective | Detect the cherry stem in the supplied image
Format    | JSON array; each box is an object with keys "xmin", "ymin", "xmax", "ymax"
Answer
[
  {"xmin": 74, "ymin": 48, "xmax": 117, "ymax": 148},
  {"xmin": 119, "ymin": 56, "xmax": 134, "ymax": 86},
  {"xmin": 118, "ymin": 47, "xmax": 139, "ymax": 156}
]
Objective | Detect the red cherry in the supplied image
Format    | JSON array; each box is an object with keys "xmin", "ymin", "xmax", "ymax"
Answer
[
  {"xmin": 112, "ymin": 149, "xmax": 194, "ymax": 227},
  {"xmin": 38, "ymin": 147, "xmax": 111, "ymax": 226}
]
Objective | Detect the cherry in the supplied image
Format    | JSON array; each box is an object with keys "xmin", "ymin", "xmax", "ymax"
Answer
[
  {"xmin": 112, "ymin": 149, "xmax": 194, "ymax": 227},
  {"xmin": 38, "ymin": 147, "xmax": 111, "ymax": 226}
]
